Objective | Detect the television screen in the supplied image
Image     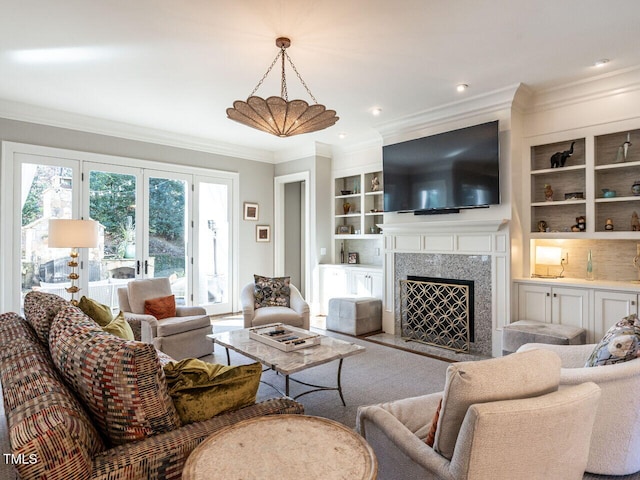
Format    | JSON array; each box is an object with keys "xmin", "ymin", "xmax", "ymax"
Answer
[{"xmin": 383, "ymin": 121, "xmax": 500, "ymax": 213}]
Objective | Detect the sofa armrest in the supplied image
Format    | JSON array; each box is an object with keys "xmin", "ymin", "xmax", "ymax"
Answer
[
  {"xmin": 517, "ymin": 342, "xmax": 595, "ymax": 368},
  {"xmin": 89, "ymin": 398, "xmax": 303, "ymax": 480},
  {"xmin": 176, "ymin": 306, "xmax": 207, "ymax": 317}
]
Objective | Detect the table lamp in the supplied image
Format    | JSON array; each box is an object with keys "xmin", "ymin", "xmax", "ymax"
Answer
[
  {"xmin": 48, "ymin": 219, "xmax": 99, "ymax": 304},
  {"xmin": 533, "ymin": 245, "xmax": 564, "ymax": 278}
]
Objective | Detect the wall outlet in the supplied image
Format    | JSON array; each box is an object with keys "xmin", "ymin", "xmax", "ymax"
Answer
[
  {"xmin": 561, "ymin": 250, "xmax": 569, "ymax": 265},
  {"xmin": 320, "ymin": 247, "xmax": 327, "ymax": 256},
  {"xmin": 375, "ymin": 247, "xmax": 381, "ymax": 256}
]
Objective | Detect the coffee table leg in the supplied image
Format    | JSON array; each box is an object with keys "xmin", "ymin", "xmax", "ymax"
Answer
[
  {"xmin": 225, "ymin": 347, "xmax": 230, "ymax": 366},
  {"xmin": 288, "ymin": 358, "xmax": 347, "ymax": 406}
]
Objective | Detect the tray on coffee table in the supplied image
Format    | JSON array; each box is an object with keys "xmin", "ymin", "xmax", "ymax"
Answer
[{"xmin": 248, "ymin": 323, "xmax": 321, "ymax": 352}]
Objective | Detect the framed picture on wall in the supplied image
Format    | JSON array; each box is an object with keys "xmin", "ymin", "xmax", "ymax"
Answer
[
  {"xmin": 256, "ymin": 225, "xmax": 270, "ymax": 242},
  {"xmin": 244, "ymin": 202, "xmax": 259, "ymax": 220},
  {"xmin": 348, "ymin": 252, "xmax": 359, "ymax": 264}
]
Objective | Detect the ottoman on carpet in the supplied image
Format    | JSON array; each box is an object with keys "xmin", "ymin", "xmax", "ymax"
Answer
[
  {"xmin": 502, "ymin": 319, "xmax": 586, "ymax": 355},
  {"xmin": 327, "ymin": 297, "xmax": 382, "ymax": 336}
]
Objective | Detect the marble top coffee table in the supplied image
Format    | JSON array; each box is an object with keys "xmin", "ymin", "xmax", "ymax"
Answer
[
  {"xmin": 207, "ymin": 327, "xmax": 365, "ymax": 405},
  {"xmin": 182, "ymin": 414, "xmax": 377, "ymax": 480}
]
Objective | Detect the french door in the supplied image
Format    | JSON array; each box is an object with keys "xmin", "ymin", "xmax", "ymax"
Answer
[
  {"xmin": 3, "ymin": 142, "xmax": 235, "ymax": 314},
  {"xmin": 84, "ymin": 163, "xmax": 190, "ymax": 304}
]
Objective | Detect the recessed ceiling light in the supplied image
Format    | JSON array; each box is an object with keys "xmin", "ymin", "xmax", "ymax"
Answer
[
  {"xmin": 456, "ymin": 84, "xmax": 469, "ymax": 92},
  {"xmin": 372, "ymin": 107, "xmax": 382, "ymax": 116},
  {"xmin": 594, "ymin": 59, "xmax": 609, "ymax": 68},
  {"xmin": 338, "ymin": 132, "xmax": 347, "ymax": 139}
]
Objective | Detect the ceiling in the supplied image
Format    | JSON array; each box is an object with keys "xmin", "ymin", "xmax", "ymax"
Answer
[{"xmin": 2, "ymin": 0, "xmax": 640, "ymax": 161}]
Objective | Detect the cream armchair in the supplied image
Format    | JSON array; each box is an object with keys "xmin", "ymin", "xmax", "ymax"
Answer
[
  {"xmin": 518, "ymin": 342, "xmax": 640, "ymax": 476},
  {"xmin": 356, "ymin": 350, "xmax": 601, "ymax": 480},
  {"xmin": 240, "ymin": 282, "xmax": 310, "ymax": 330},
  {"xmin": 118, "ymin": 277, "xmax": 213, "ymax": 360}
]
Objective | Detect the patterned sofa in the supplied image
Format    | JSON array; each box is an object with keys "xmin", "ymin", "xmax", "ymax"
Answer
[{"xmin": 0, "ymin": 292, "xmax": 303, "ymax": 480}]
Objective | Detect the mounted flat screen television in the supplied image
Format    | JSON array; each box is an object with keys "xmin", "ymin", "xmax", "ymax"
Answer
[{"xmin": 383, "ymin": 120, "xmax": 500, "ymax": 214}]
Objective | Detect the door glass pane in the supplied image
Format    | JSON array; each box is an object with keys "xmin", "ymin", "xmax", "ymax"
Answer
[
  {"xmin": 21, "ymin": 164, "xmax": 74, "ymax": 303},
  {"xmin": 148, "ymin": 176, "xmax": 187, "ymax": 303},
  {"xmin": 89, "ymin": 170, "xmax": 137, "ymax": 311},
  {"xmin": 197, "ymin": 182, "xmax": 229, "ymax": 307}
]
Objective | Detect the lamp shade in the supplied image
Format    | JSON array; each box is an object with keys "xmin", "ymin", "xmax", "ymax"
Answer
[
  {"xmin": 48, "ymin": 219, "xmax": 99, "ymax": 248},
  {"xmin": 535, "ymin": 246, "xmax": 562, "ymax": 265}
]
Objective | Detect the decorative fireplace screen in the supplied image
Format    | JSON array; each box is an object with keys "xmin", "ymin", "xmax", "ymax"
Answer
[{"xmin": 400, "ymin": 277, "xmax": 473, "ymax": 353}]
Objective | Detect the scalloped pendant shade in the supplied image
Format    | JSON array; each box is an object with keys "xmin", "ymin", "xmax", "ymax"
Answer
[{"xmin": 227, "ymin": 37, "xmax": 338, "ymax": 137}]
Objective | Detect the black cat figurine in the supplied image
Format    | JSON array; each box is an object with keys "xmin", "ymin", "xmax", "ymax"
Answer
[{"xmin": 550, "ymin": 141, "xmax": 575, "ymax": 168}]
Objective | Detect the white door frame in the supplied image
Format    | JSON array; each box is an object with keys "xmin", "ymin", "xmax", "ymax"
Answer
[{"xmin": 274, "ymin": 171, "xmax": 310, "ymax": 296}]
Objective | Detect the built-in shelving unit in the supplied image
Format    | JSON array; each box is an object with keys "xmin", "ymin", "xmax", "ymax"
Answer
[
  {"xmin": 334, "ymin": 170, "xmax": 384, "ymax": 239},
  {"xmin": 527, "ymin": 128, "xmax": 640, "ymax": 239}
]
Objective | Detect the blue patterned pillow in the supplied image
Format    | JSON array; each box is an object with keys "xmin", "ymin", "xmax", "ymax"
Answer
[
  {"xmin": 253, "ymin": 275, "xmax": 291, "ymax": 309},
  {"xmin": 585, "ymin": 314, "xmax": 640, "ymax": 367}
]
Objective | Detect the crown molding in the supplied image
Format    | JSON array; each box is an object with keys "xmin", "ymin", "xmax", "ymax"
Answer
[
  {"xmin": 0, "ymin": 98, "xmax": 276, "ymax": 163},
  {"xmin": 375, "ymin": 84, "xmax": 521, "ymax": 144},
  {"xmin": 527, "ymin": 65, "xmax": 640, "ymax": 113}
]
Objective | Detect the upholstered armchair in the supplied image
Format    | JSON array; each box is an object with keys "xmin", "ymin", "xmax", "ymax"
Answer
[
  {"xmin": 240, "ymin": 281, "xmax": 310, "ymax": 330},
  {"xmin": 356, "ymin": 350, "xmax": 601, "ymax": 480},
  {"xmin": 517, "ymin": 342, "xmax": 640, "ymax": 476},
  {"xmin": 118, "ymin": 277, "xmax": 213, "ymax": 360}
]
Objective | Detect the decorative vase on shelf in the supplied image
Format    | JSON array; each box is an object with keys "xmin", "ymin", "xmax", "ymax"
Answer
[
  {"xmin": 586, "ymin": 250, "xmax": 594, "ymax": 281},
  {"xmin": 343, "ymin": 202, "xmax": 351, "ymax": 214}
]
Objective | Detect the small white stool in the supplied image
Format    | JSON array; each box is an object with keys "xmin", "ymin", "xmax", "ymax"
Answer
[
  {"xmin": 327, "ymin": 297, "xmax": 382, "ymax": 336},
  {"xmin": 502, "ymin": 319, "xmax": 586, "ymax": 355}
]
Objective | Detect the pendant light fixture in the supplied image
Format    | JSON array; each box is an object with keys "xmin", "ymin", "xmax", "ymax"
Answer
[{"xmin": 227, "ymin": 37, "xmax": 339, "ymax": 137}]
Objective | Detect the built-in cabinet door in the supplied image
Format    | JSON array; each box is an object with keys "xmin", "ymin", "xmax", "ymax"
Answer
[
  {"xmin": 369, "ymin": 271, "xmax": 384, "ymax": 299},
  {"xmin": 594, "ymin": 290, "xmax": 638, "ymax": 341},
  {"xmin": 517, "ymin": 284, "xmax": 552, "ymax": 323},
  {"xmin": 319, "ymin": 266, "xmax": 349, "ymax": 314},
  {"xmin": 518, "ymin": 284, "xmax": 589, "ymax": 330},
  {"xmin": 551, "ymin": 287, "xmax": 590, "ymax": 329}
]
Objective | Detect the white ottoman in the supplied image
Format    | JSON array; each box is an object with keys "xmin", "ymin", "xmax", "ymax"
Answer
[
  {"xmin": 502, "ymin": 319, "xmax": 586, "ymax": 355},
  {"xmin": 327, "ymin": 297, "xmax": 382, "ymax": 336}
]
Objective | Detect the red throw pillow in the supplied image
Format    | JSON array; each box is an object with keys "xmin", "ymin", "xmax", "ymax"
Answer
[
  {"xmin": 425, "ymin": 398, "xmax": 442, "ymax": 447},
  {"xmin": 144, "ymin": 295, "xmax": 176, "ymax": 320}
]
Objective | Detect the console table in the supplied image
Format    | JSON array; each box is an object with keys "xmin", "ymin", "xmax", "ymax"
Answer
[{"xmin": 182, "ymin": 414, "xmax": 377, "ymax": 479}]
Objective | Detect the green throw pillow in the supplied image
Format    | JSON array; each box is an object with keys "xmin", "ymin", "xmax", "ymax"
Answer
[
  {"xmin": 102, "ymin": 312, "xmax": 135, "ymax": 341},
  {"xmin": 78, "ymin": 295, "xmax": 113, "ymax": 327},
  {"xmin": 163, "ymin": 359, "xmax": 261, "ymax": 424}
]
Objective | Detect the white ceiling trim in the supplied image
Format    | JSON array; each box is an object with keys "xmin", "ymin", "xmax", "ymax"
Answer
[
  {"xmin": 376, "ymin": 84, "xmax": 522, "ymax": 145},
  {"xmin": 0, "ymin": 98, "xmax": 276, "ymax": 163}
]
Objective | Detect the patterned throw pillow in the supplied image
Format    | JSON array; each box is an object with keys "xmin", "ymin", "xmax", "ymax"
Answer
[
  {"xmin": 585, "ymin": 314, "xmax": 640, "ymax": 367},
  {"xmin": 49, "ymin": 306, "xmax": 181, "ymax": 446},
  {"xmin": 253, "ymin": 275, "xmax": 291, "ymax": 309},
  {"xmin": 23, "ymin": 291, "xmax": 71, "ymax": 344}
]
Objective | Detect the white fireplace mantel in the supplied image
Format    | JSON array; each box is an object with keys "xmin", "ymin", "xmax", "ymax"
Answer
[
  {"xmin": 381, "ymin": 217, "xmax": 511, "ymax": 357},
  {"xmin": 378, "ymin": 218, "xmax": 508, "ymax": 235}
]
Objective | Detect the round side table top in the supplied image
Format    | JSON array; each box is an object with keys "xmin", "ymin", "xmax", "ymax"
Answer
[{"xmin": 182, "ymin": 414, "xmax": 377, "ymax": 480}]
